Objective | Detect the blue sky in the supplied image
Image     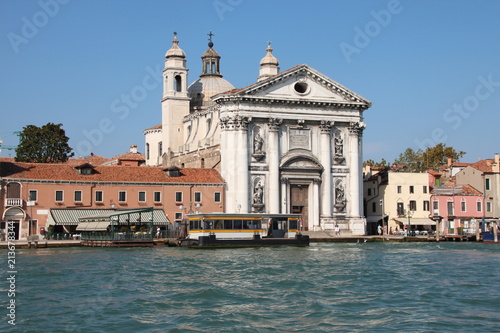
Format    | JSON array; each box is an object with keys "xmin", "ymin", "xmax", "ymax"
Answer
[{"xmin": 1, "ymin": 0, "xmax": 499, "ymax": 164}]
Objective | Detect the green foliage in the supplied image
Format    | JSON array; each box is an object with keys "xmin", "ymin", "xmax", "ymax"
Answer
[
  {"xmin": 363, "ymin": 158, "xmax": 389, "ymax": 167},
  {"xmin": 393, "ymin": 147, "xmax": 424, "ymax": 172},
  {"xmin": 15, "ymin": 123, "xmax": 74, "ymax": 163},
  {"xmin": 365, "ymin": 143, "xmax": 466, "ymax": 173}
]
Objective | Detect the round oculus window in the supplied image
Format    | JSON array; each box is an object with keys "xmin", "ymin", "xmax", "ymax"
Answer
[{"xmin": 294, "ymin": 82, "xmax": 309, "ymax": 94}]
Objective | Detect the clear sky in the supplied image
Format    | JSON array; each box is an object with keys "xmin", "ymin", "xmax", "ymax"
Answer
[{"xmin": 1, "ymin": 0, "xmax": 499, "ymax": 164}]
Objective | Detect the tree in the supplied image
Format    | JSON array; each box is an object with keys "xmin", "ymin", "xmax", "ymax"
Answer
[
  {"xmin": 420, "ymin": 143, "xmax": 465, "ymax": 171},
  {"xmin": 15, "ymin": 123, "xmax": 74, "ymax": 163},
  {"xmin": 390, "ymin": 143, "xmax": 465, "ymax": 172},
  {"xmin": 363, "ymin": 158, "xmax": 389, "ymax": 168},
  {"xmin": 393, "ymin": 147, "xmax": 424, "ymax": 172}
]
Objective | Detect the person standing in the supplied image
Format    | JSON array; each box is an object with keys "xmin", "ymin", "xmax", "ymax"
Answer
[
  {"xmin": 334, "ymin": 225, "xmax": 340, "ymax": 236},
  {"xmin": 377, "ymin": 224, "xmax": 382, "ymax": 235}
]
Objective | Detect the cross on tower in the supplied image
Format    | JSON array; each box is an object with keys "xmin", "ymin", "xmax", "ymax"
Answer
[{"xmin": 208, "ymin": 31, "xmax": 214, "ymax": 42}]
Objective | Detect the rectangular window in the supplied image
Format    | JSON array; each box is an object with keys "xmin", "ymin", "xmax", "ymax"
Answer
[
  {"xmin": 409, "ymin": 186, "xmax": 414, "ymax": 194},
  {"xmin": 423, "ymin": 201, "xmax": 430, "ymax": 211},
  {"xmin": 55, "ymin": 190, "xmax": 63, "ymax": 202},
  {"xmin": 29, "ymin": 190, "xmax": 37, "ymax": 202},
  {"xmin": 433, "ymin": 201, "xmax": 439, "ymax": 215},
  {"xmin": 95, "ymin": 191, "xmax": 103, "ymax": 202},
  {"xmin": 397, "ymin": 202, "xmax": 405, "ymax": 215},
  {"xmin": 175, "ymin": 191, "xmax": 182, "ymax": 202},
  {"xmin": 372, "ymin": 202, "xmax": 376, "ymax": 213},
  {"xmin": 194, "ymin": 192, "xmax": 202, "ymax": 203},
  {"xmin": 397, "ymin": 186, "xmax": 402, "ymax": 194},
  {"xmin": 138, "ymin": 191, "xmax": 146, "ymax": 202},
  {"xmin": 119, "ymin": 191, "xmax": 126, "ymax": 202},
  {"xmin": 423, "ymin": 186, "xmax": 427, "ymax": 194},
  {"xmin": 214, "ymin": 192, "xmax": 221, "ymax": 203},
  {"xmin": 477, "ymin": 201, "xmax": 482, "ymax": 212},
  {"xmin": 175, "ymin": 212, "xmax": 182, "ymax": 221},
  {"xmin": 486, "ymin": 178, "xmax": 491, "ymax": 191},
  {"xmin": 154, "ymin": 191, "xmax": 161, "ymax": 203},
  {"xmin": 367, "ymin": 188, "xmax": 372, "ymax": 196},
  {"xmin": 409, "ymin": 200, "xmax": 417, "ymax": 211},
  {"xmin": 447, "ymin": 202, "xmax": 454, "ymax": 216},
  {"xmin": 74, "ymin": 191, "xmax": 82, "ymax": 202},
  {"xmin": 487, "ymin": 201, "xmax": 492, "ymax": 212},
  {"xmin": 461, "ymin": 201, "xmax": 466, "ymax": 212}
]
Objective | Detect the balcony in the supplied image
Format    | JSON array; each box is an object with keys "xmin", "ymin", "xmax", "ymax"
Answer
[{"xmin": 5, "ymin": 198, "xmax": 23, "ymax": 207}]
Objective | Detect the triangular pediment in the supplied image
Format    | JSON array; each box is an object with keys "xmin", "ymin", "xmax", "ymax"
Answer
[{"xmin": 213, "ymin": 65, "xmax": 371, "ymax": 109}]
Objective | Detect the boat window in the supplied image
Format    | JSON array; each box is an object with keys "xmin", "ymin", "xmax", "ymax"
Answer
[
  {"xmin": 190, "ymin": 220, "xmax": 201, "ymax": 230},
  {"xmin": 224, "ymin": 220, "xmax": 233, "ymax": 229},
  {"xmin": 242, "ymin": 220, "xmax": 250, "ymax": 229},
  {"xmin": 203, "ymin": 220, "xmax": 213, "ymax": 230},
  {"xmin": 213, "ymin": 220, "xmax": 223, "ymax": 229},
  {"xmin": 233, "ymin": 220, "xmax": 242, "ymax": 229},
  {"xmin": 289, "ymin": 220, "xmax": 298, "ymax": 230}
]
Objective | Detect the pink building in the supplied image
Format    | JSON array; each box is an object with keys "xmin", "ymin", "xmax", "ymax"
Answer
[
  {"xmin": 430, "ymin": 184, "xmax": 483, "ymax": 235},
  {"xmin": 0, "ymin": 157, "xmax": 225, "ymax": 240}
]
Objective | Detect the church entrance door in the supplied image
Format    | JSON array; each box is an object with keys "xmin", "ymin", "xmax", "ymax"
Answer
[{"xmin": 290, "ymin": 184, "xmax": 309, "ymax": 231}]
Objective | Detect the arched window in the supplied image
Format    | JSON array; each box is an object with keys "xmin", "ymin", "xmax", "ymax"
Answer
[
  {"xmin": 146, "ymin": 143, "xmax": 150, "ymax": 160},
  {"xmin": 174, "ymin": 75, "xmax": 182, "ymax": 92},
  {"xmin": 158, "ymin": 142, "xmax": 163, "ymax": 157}
]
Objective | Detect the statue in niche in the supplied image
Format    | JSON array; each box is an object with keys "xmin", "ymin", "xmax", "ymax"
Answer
[
  {"xmin": 253, "ymin": 181, "xmax": 264, "ymax": 204},
  {"xmin": 334, "ymin": 182, "xmax": 346, "ymax": 213},
  {"xmin": 333, "ymin": 131, "xmax": 345, "ymax": 165},
  {"xmin": 252, "ymin": 128, "xmax": 266, "ymax": 162},
  {"xmin": 254, "ymin": 132, "xmax": 264, "ymax": 153}
]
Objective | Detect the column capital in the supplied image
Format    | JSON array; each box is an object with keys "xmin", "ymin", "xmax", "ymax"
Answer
[
  {"xmin": 348, "ymin": 122, "xmax": 366, "ymax": 136},
  {"xmin": 319, "ymin": 120, "xmax": 334, "ymax": 133},
  {"xmin": 268, "ymin": 118, "xmax": 282, "ymax": 131}
]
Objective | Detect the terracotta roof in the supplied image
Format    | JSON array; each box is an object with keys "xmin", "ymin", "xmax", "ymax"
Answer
[
  {"xmin": 432, "ymin": 184, "xmax": 482, "ymax": 195},
  {"xmin": 0, "ymin": 161, "xmax": 225, "ymax": 184},
  {"xmin": 469, "ymin": 159, "xmax": 494, "ymax": 173},
  {"xmin": 427, "ymin": 169, "xmax": 441, "ymax": 176},
  {"xmin": 110, "ymin": 152, "xmax": 145, "ymax": 162},
  {"xmin": 144, "ymin": 124, "xmax": 162, "ymax": 131}
]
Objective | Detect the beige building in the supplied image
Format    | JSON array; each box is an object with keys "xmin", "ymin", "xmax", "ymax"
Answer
[{"xmin": 364, "ymin": 166, "xmax": 433, "ymax": 234}]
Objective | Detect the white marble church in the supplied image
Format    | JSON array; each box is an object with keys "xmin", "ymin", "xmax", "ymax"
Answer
[{"xmin": 144, "ymin": 33, "xmax": 372, "ymax": 235}]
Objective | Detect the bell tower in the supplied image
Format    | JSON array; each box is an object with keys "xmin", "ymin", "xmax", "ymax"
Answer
[{"xmin": 161, "ymin": 32, "xmax": 190, "ymax": 161}]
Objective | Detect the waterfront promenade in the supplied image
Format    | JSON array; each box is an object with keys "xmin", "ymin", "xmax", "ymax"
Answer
[{"xmin": 0, "ymin": 231, "xmax": 477, "ymax": 249}]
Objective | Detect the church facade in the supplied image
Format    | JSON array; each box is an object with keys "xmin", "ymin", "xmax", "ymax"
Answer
[{"xmin": 144, "ymin": 33, "xmax": 372, "ymax": 234}]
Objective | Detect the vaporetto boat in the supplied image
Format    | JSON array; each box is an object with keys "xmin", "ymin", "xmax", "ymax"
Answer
[{"xmin": 178, "ymin": 213, "xmax": 309, "ymax": 247}]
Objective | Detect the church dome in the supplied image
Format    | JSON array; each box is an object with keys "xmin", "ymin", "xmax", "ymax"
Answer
[
  {"xmin": 188, "ymin": 33, "xmax": 235, "ymax": 109},
  {"xmin": 188, "ymin": 76, "xmax": 235, "ymax": 109}
]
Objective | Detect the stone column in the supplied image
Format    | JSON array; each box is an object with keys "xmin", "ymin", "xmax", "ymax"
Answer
[
  {"xmin": 312, "ymin": 179, "xmax": 321, "ymax": 231},
  {"xmin": 281, "ymin": 177, "xmax": 289, "ymax": 213},
  {"xmin": 268, "ymin": 118, "xmax": 282, "ymax": 213},
  {"xmin": 348, "ymin": 122, "xmax": 365, "ymax": 218},
  {"xmin": 319, "ymin": 121, "xmax": 333, "ymax": 218},
  {"xmin": 236, "ymin": 116, "xmax": 250, "ymax": 213},
  {"xmin": 220, "ymin": 116, "xmax": 236, "ymax": 213}
]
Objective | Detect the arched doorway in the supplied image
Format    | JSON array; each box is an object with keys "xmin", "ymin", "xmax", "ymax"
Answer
[
  {"xmin": 280, "ymin": 150, "xmax": 323, "ymax": 231},
  {"xmin": 3, "ymin": 207, "xmax": 26, "ymax": 240}
]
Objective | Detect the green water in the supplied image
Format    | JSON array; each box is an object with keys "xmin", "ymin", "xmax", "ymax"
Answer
[{"xmin": 1, "ymin": 242, "xmax": 499, "ymax": 332}]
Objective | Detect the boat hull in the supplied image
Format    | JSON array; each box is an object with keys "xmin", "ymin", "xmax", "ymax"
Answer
[{"xmin": 179, "ymin": 234, "xmax": 309, "ymax": 248}]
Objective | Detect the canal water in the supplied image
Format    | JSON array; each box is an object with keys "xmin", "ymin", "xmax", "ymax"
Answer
[{"xmin": 1, "ymin": 242, "xmax": 500, "ymax": 332}]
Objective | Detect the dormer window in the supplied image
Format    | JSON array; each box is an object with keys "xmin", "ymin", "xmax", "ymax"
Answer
[
  {"xmin": 164, "ymin": 166, "xmax": 181, "ymax": 177},
  {"xmin": 74, "ymin": 163, "xmax": 96, "ymax": 175}
]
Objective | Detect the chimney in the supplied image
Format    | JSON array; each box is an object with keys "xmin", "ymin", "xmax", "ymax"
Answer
[
  {"xmin": 447, "ymin": 156, "xmax": 452, "ymax": 167},
  {"xmin": 494, "ymin": 153, "xmax": 500, "ymax": 173},
  {"xmin": 130, "ymin": 144, "xmax": 138, "ymax": 154}
]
